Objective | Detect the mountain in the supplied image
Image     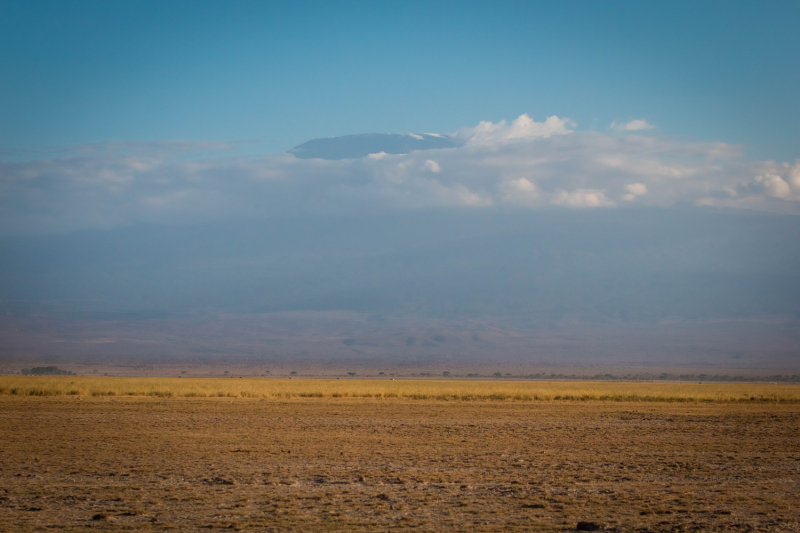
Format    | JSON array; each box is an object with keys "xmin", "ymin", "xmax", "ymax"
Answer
[
  {"xmin": 3, "ymin": 209, "xmax": 798, "ymax": 370},
  {"xmin": 288, "ymin": 133, "xmax": 459, "ymax": 160}
]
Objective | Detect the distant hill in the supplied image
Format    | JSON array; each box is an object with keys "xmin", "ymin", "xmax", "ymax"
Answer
[{"xmin": 289, "ymin": 133, "xmax": 459, "ymax": 160}]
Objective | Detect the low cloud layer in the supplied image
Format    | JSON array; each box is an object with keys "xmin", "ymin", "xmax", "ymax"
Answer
[{"xmin": 2, "ymin": 115, "xmax": 799, "ymax": 234}]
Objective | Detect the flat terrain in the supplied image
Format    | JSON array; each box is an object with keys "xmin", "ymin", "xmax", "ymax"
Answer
[{"xmin": 1, "ymin": 396, "xmax": 798, "ymax": 532}]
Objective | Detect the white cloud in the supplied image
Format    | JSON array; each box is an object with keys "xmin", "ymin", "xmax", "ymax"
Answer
[
  {"xmin": 598, "ymin": 155, "xmax": 697, "ymax": 179},
  {"xmin": 423, "ymin": 159, "xmax": 441, "ymax": 173},
  {"xmin": 457, "ymin": 114, "xmax": 573, "ymax": 146},
  {"xmin": 501, "ymin": 177, "xmax": 540, "ymax": 206},
  {"xmin": 1, "ymin": 118, "xmax": 799, "ymax": 235},
  {"xmin": 622, "ymin": 182, "xmax": 647, "ymax": 201},
  {"xmin": 451, "ymin": 185, "xmax": 492, "ymax": 206},
  {"xmin": 551, "ymin": 189, "xmax": 614, "ymax": 208},
  {"xmin": 755, "ymin": 174, "xmax": 792, "ymax": 198},
  {"xmin": 789, "ymin": 162, "xmax": 800, "ymax": 193},
  {"xmin": 611, "ymin": 119, "xmax": 655, "ymax": 131},
  {"xmin": 509, "ymin": 177, "xmax": 537, "ymax": 193}
]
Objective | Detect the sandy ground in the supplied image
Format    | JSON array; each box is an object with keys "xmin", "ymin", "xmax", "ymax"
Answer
[{"xmin": 1, "ymin": 397, "xmax": 798, "ymax": 531}]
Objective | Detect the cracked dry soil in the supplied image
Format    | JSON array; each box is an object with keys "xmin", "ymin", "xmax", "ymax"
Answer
[{"xmin": 0, "ymin": 397, "xmax": 798, "ymax": 531}]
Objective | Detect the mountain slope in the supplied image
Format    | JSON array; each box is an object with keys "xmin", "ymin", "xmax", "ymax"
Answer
[{"xmin": 289, "ymin": 133, "xmax": 458, "ymax": 160}]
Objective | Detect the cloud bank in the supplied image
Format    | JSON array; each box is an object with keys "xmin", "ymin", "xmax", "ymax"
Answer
[{"xmin": 2, "ymin": 115, "xmax": 799, "ymax": 234}]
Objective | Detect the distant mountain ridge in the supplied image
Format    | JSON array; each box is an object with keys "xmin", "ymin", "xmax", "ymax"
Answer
[{"xmin": 289, "ymin": 133, "xmax": 459, "ymax": 160}]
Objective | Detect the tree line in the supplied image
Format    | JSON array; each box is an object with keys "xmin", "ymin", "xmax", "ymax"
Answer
[{"xmin": 21, "ymin": 366, "xmax": 74, "ymax": 376}]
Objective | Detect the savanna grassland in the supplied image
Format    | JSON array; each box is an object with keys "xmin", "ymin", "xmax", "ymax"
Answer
[
  {"xmin": 1, "ymin": 379, "xmax": 799, "ymax": 532},
  {"xmin": 2, "ymin": 376, "xmax": 800, "ymax": 402}
]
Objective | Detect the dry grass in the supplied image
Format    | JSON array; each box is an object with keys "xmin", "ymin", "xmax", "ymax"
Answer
[
  {"xmin": 0, "ymin": 375, "xmax": 798, "ymax": 402},
  {"xmin": 1, "ymin": 397, "xmax": 798, "ymax": 531}
]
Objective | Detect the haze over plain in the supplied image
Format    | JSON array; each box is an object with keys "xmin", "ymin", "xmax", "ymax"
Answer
[{"xmin": 1, "ymin": 1, "xmax": 798, "ymax": 375}]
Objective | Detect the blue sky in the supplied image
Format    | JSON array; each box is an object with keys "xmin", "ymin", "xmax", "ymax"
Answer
[{"xmin": 1, "ymin": 0, "xmax": 798, "ymax": 160}]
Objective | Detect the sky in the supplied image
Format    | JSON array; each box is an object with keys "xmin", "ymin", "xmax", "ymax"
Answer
[
  {"xmin": 1, "ymin": 1, "xmax": 799, "ymax": 371},
  {"xmin": 1, "ymin": 0, "xmax": 799, "ymax": 160}
]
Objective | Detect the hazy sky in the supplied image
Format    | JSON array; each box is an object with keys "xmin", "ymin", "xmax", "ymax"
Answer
[{"xmin": 1, "ymin": 2, "xmax": 799, "ymax": 370}]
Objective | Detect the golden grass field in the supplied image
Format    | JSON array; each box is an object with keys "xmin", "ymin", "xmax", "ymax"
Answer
[
  {"xmin": 1, "ymin": 379, "xmax": 799, "ymax": 532},
  {"xmin": 1, "ymin": 376, "xmax": 799, "ymax": 402}
]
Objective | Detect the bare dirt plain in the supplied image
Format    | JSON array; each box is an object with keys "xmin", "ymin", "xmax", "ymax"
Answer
[{"xmin": 1, "ymin": 397, "xmax": 798, "ymax": 532}]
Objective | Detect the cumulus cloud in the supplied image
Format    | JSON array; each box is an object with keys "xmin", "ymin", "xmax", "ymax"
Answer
[
  {"xmin": 551, "ymin": 189, "xmax": 614, "ymax": 208},
  {"xmin": 622, "ymin": 182, "xmax": 647, "ymax": 201},
  {"xmin": 423, "ymin": 159, "xmax": 441, "ymax": 173},
  {"xmin": 611, "ymin": 119, "xmax": 655, "ymax": 131},
  {"xmin": 732, "ymin": 161, "xmax": 800, "ymax": 204},
  {"xmin": 456, "ymin": 114, "xmax": 573, "ymax": 146},
  {"xmin": 756, "ymin": 174, "xmax": 792, "ymax": 198},
  {"xmin": 1, "ymin": 116, "xmax": 799, "ymax": 235},
  {"xmin": 501, "ymin": 177, "xmax": 540, "ymax": 206},
  {"xmin": 788, "ymin": 162, "xmax": 800, "ymax": 193},
  {"xmin": 509, "ymin": 177, "xmax": 537, "ymax": 193}
]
